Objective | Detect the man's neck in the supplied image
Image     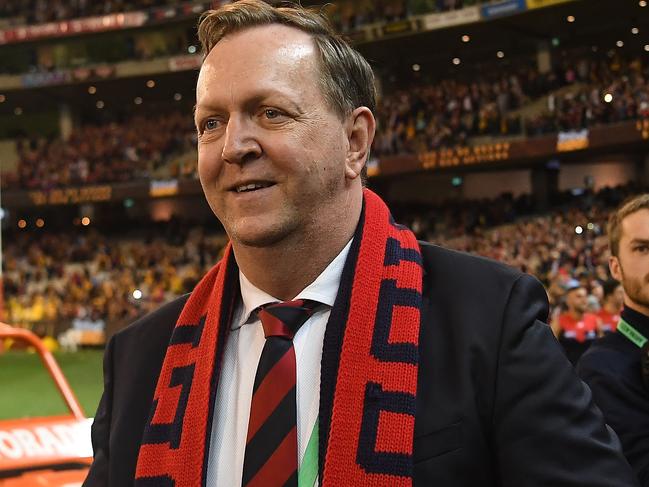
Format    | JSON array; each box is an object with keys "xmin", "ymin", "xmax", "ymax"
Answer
[
  {"xmin": 603, "ymin": 301, "xmax": 620, "ymax": 315},
  {"xmin": 231, "ymin": 195, "xmax": 362, "ymax": 301},
  {"xmin": 568, "ymin": 309, "xmax": 584, "ymax": 321},
  {"xmin": 624, "ymin": 298, "xmax": 649, "ymax": 319}
]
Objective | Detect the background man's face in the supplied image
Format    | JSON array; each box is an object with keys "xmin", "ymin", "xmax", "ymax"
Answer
[
  {"xmin": 194, "ymin": 24, "xmax": 352, "ymax": 248},
  {"xmin": 566, "ymin": 288, "xmax": 588, "ymax": 314},
  {"xmin": 610, "ymin": 209, "xmax": 649, "ymax": 314}
]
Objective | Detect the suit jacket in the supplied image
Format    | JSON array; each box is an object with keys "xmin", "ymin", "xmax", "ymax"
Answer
[
  {"xmin": 84, "ymin": 242, "xmax": 638, "ymax": 486},
  {"xmin": 577, "ymin": 307, "xmax": 649, "ymax": 486}
]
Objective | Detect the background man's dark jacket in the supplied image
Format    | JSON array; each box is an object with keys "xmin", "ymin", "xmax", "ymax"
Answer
[
  {"xmin": 84, "ymin": 242, "xmax": 638, "ymax": 486},
  {"xmin": 577, "ymin": 306, "xmax": 649, "ymax": 486}
]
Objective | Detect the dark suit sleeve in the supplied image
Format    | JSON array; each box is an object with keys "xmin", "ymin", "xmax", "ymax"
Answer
[
  {"xmin": 492, "ymin": 274, "xmax": 638, "ymax": 486},
  {"xmin": 82, "ymin": 334, "xmax": 115, "ymax": 487},
  {"xmin": 578, "ymin": 348, "xmax": 649, "ymax": 486}
]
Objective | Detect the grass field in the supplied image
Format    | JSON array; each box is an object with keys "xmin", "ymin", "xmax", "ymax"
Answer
[{"xmin": 0, "ymin": 349, "xmax": 104, "ymax": 420}]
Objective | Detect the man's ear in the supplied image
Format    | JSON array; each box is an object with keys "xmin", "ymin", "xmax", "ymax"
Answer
[
  {"xmin": 609, "ymin": 255, "xmax": 622, "ymax": 282},
  {"xmin": 345, "ymin": 106, "xmax": 376, "ymax": 180}
]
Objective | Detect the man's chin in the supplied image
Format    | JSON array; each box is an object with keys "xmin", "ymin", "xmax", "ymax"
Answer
[{"xmin": 229, "ymin": 224, "xmax": 294, "ymax": 249}]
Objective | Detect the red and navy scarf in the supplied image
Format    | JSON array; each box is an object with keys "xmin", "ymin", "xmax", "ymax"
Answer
[{"xmin": 135, "ymin": 189, "xmax": 423, "ymax": 486}]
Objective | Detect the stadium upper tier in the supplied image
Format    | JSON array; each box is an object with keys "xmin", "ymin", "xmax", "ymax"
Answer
[
  {"xmin": 4, "ymin": 48, "xmax": 647, "ymax": 191},
  {"xmin": 374, "ymin": 50, "xmax": 649, "ymax": 155},
  {"xmin": 0, "ymin": 0, "xmax": 488, "ymax": 29}
]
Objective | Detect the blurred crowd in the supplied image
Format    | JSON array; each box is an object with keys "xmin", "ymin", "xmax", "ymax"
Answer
[
  {"xmin": 3, "ymin": 223, "xmax": 226, "ymax": 339},
  {"xmin": 527, "ymin": 54, "xmax": 649, "ymax": 135},
  {"xmin": 374, "ymin": 51, "xmax": 649, "ymax": 155},
  {"xmin": 3, "ymin": 184, "xmax": 640, "ymax": 354},
  {"xmin": 322, "ymin": 0, "xmax": 487, "ymax": 33},
  {"xmin": 0, "ymin": 0, "xmax": 185, "ymax": 26},
  {"xmin": 8, "ymin": 112, "xmax": 196, "ymax": 190},
  {"xmin": 0, "ymin": 0, "xmax": 487, "ymax": 27}
]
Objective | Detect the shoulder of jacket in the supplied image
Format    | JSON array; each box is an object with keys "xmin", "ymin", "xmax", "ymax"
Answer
[{"xmin": 419, "ymin": 241, "xmax": 524, "ymax": 282}]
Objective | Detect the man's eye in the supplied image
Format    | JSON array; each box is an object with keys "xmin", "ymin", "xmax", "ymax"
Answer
[
  {"xmin": 205, "ymin": 119, "xmax": 220, "ymax": 131},
  {"xmin": 264, "ymin": 109, "xmax": 281, "ymax": 119}
]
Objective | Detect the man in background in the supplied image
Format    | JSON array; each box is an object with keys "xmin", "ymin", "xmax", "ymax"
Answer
[
  {"xmin": 596, "ymin": 279, "xmax": 624, "ymax": 333},
  {"xmin": 578, "ymin": 194, "xmax": 649, "ymax": 486},
  {"xmin": 552, "ymin": 282, "xmax": 600, "ymax": 364}
]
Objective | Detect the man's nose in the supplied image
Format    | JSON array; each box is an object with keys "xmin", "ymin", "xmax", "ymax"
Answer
[{"xmin": 221, "ymin": 116, "xmax": 261, "ymax": 165}]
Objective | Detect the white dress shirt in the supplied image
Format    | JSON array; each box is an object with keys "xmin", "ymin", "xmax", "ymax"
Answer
[{"xmin": 206, "ymin": 240, "xmax": 352, "ymax": 486}]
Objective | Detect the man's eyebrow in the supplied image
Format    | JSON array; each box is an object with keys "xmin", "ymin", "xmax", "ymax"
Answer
[{"xmin": 630, "ymin": 238, "xmax": 649, "ymax": 245}]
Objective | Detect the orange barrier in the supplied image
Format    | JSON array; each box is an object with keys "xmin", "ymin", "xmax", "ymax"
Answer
[{"xmin": 0, "ymin": 323, "xmax": 91, "ymax": 486}]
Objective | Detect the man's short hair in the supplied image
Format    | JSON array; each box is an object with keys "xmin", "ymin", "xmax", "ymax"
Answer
[
  {"xmin": 608, "ymin": 194, "xmax": 649, "ymax": 257},
  {"xmin": 602, "ymin": 279, "xmax": 620, "ymax": 298},
  {"xmin": 197, "ymin": 0, "xmax": 377, "ymax": 119}
]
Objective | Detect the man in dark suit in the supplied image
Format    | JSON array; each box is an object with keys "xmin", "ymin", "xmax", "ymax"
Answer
[
  {"xmin": 578, "ymin": 194, "xmax": 649, "ymax": 486},
  {"xmin": 84, "ymin": 1, "xmax": 638, "ymax": 486}
]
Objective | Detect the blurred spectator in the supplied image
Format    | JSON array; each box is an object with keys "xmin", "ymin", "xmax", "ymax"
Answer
[
  {"xmin": 596, "ymin": 279, "xmax": 624, "ymax": 333},
  {"xmin": 551, "ymin": 283, "xmax": 600, "ymax": 365}
]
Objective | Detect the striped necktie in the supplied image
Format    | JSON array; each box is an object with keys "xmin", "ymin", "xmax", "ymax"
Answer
[{"xmin": 242, "ymin": 299, "xmax": 320, "ymax": 487}]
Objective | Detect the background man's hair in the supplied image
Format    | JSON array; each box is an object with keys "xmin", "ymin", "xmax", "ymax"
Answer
[
  {"xmin": 197, "ymin": 0, "xmax": 377, "ymax": 119},
  {"xmin": 602, "ymin": 279, "xmax": 620, "ymax": 299},
  {"xmin": 608, "ymin": 193, "xmax": 649, "ymax": 257}
]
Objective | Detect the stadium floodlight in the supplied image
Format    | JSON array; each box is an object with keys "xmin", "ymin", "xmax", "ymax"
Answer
[
  {"xmin": 632, "ymin": 27, "xmax": 639, "ymax": 34},
  {"xmin": 640, "ymin": 0, "xmax": 647, "ymax": 7},
  {"xmin": 575, "ymin": 226, "xmax": 584, "ymax": 235},
  {"xmin": 497, "ymin": 51, "xmax": 505, "ymax": 59},
  {"xmin": 452, "ymin": 57, "xmax": 461, "ymax": 65},
  {"xmin": 616, "ymin": 40, "xmax": 624, "ymax": 48},
  {"xmin": 566, "ymin": 15, "xmax": 575, "ymax": 23}
]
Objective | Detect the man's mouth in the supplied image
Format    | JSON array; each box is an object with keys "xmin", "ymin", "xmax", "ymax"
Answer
[{"xmin": 233, "ymin": 182, "xmax": 275, "ymax": 193}]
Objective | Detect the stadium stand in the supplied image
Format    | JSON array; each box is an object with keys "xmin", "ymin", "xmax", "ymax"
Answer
[{"xmin": 5, "ymin": 48, "xmax": 648, "ymax": 190}]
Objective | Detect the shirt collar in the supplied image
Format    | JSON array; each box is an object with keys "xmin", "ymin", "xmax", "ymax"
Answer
[{"xmin": 234, "ymin": 238, "xmax": 353, "ymax": 330}]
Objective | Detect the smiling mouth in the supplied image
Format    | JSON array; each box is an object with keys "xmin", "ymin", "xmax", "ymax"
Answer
[{"xmin": 233, "ymin": 182, "xmax": 275, "ymax": 193}]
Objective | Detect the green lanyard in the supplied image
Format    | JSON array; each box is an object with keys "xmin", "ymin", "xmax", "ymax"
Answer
[
  {"xmin": 617, "ymin": 318, "xmax": 648, "ymax": 349},
  {"xmin": 298, "ymin": 421, "xmax": 319, "ymax": 487}
]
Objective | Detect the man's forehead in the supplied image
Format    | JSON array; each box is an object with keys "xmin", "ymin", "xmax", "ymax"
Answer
[
  {"xmin": 621, "ymin": 209, "xmax": 649, "ymax": 240},
  {"xmin": 206, "ymin": 24, "xmax": 316, "ymax": 68},
  {"xmin": 197, "ymin": 24, "xmax": 318, "ymax": 99}
]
